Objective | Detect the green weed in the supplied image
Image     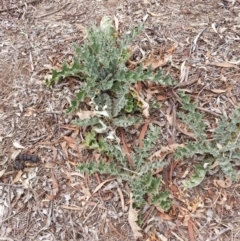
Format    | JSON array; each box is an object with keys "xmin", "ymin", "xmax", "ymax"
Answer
[
  {"xmin": 175, "ymin": 91, "xmax": 240, "ymax": 188},
  {"xmin": 46, "ymin": 17, "xmax": 173, "ymax": 210}
]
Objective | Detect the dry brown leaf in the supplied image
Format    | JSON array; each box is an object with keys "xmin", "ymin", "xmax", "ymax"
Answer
[
  {"xmin": 156, "ymin": 207, "xmax": 174, "ymax": 220},
  {"xmin": 0, "ymin": 169, "xmax": 6, "ymax": 178},
  {"xmin": 60, "ymin": 141, "xmax": 68, "ymax": 159},
  {"xmin": 128, "ymin": 193, "xmax": 143, "ymax": 239},
  {"xmin": 176, "ymin": 122, "xmax": 195, "ymax": 139},
  {"xmin": 128, "ymin": 194, "xmax": 142, "ymax": 239},
  {"xmin": 61, "ymin": 124, "xmax": 79, "ymax": 131},
  {"xmin": 210, "ymin": 89, "xmax": 226, "ymax": 94},
  {"xmin": 188, "ymin": 220, "xmax": 195, "ymax": 241},
  {"xmin": 146, "ymin": 9, "xmax": 165, "ymax": 17},
  {"xmin": 130, "ymin": 87, "xmax": 149, "ymax": 118},
  {"xmin": 186, "ymin": 200, "xmax": 199, "ymax": 213},
  {"xmin": 63, "ymin": 136, "xmax": 77, "ymax": 144},
  {"xmin": 52, "ymin": 146, "xmax": 57, "ymax": 162},
  {"xmin": 153, "ymin": 166, "xmax": 164, "ymax": 175},
  {"xmin": 44, "ymin": 162, "xmax": 56, "ymax": 168},
  {"xmin": 80, "ymin": 183, "xmax": 91, "ymax": 201},
  {"xmin": 146, "ymin": 229, "xmax": 162, "ymax": 241},
  {"xmin": 92, "ymin": 178, "xmax": 116, "ymax": 194},
  {"xmin": 180, "ymin": 60, "xmax": 190, "ymax": 83},
  {"xmin": 150, "ymin": 143, "xmax": 185, "ymax": 161},
  {"xmin": 24, "ymin": 108, "xmax": 33, "ymax": 117},
  {"xmin": 11, "ymin": 170, "xmax": 23, "ymax": 184},
  {"xmin": 67, "ymin": 160, "xmax": 77, "ymax": 166},
  {"xmin": 146, "ymin": 89, "xmax": 159, "ymax": 100},
  {"xmin": 167, "ymin": 44, "xmax": 175, "ymax": 54},
  {"xmin": 13, "ymin": 140, "xmax": 25, "ymax": 149},
  {"xmin": 211, "ymin": 61, "xmax": 239, "ymax": 69},
  {"xmin": 214, "ymin": 178, "xmax": 232, "ymax": 188},
  {"xmin": 61, "ymin": 205, "xmax": 82, "ymax": 211},
  {"xmin": 139, "ymin": 119, "xmax": 150, "ymax": 148},
  {"xmin": 70, "ymin": 171, "xmax": 85, "ymax": 179},
  {"xmin": 109, "ymin": 219, "xmax": 126, "ymax": 238},
  {"xmin": 45, "ymin": 194, "xmax": 56, "ymax": 201},
  {"xmin": 117, "ymin": 186, "xmax": 125, "ymax": 211},
  {"xmin": 121, "ymin": 129, "xmax": 134, "ymax": 169},
  {"xmin": 102, "ymin": 180, "xmax": 118, "ymax": 191},
  {"xmin": 68, "ymin": 142, "xmax": 79, "ymax": 152},
  {"xmin": 49, "ymin": 172, "xmax": 59, "ymax": 197},
  {"xmin": 76, "ymin": 110, "xmax": 95, "ymax": 120},
  {"xmin": 62, "ymin": 171, "xmax": 74, "ymax": 182},
  {"xmin": 144, "ymin": 53, "xmax": 172, "ymax": 70},
  {"xmin": 166, "ymin": 113, "xmax": 173, "ymax": 126},
  {"xmin": 156, "ymin": 94, "xmax": 169, "ymax": 101},
  {"xmin": 0, "ymin": 102, "xmax": 5, "ymax": 112},
  {"xmin": 87, "ymin": 202, "xmax": 106, "ymax": 209},
  {"xmin": 210, "ymin": 160, "xmax": 219, "ymax": 169}
]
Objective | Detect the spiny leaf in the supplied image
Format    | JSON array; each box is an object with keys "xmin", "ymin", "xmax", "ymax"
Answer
[
  {"xmin": 112, "ymin": 115, "xmax": 142, "ymax": 127},
  {"xmin": 176, "ymin": 93, "xmax": 240, "ymax": 181}
]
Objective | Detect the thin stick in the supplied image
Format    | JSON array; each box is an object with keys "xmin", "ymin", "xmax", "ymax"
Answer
[
  {"xmin": 109, "ymin": 219, "xmax": 126, "ymax": 239},
  {"xmin": 82, "ymin": 202, "xmax": 98, "ymax": 224},
  {"xmin": 209, "ymin": 228, "xmax": 231, "ymax": 240},
  {"xmin": 35, "ymin": 1, "xmax": 70, "ymax": 19},
  {"xmin": 0, "ymin": 183, "xmax": 23, "ymax": 188},
  {"xmin": 196, "ymin": 107, "xmax": 222, "ymax": 118}
]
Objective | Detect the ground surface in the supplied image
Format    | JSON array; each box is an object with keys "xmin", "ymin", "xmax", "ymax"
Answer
[{"xmin": 1, "ymin": 0, "xmax": 240, "ymax": 240}]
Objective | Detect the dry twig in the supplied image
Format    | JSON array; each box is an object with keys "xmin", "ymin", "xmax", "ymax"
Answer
[{"xmin": 35, "ymin": 1, "xmax": 70, "ymax": 19}]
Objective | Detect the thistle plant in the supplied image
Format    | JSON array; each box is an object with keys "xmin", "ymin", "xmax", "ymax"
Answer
[
  {"xmin": 46, "ymin": 17, "xmax": 175, "ymax": 210},
  {"xmin": 46, "ymin": 17, "xmax": 175, "ymax": 131},
  {"xmin": 175, "ymin": 91, "xmax": 240, "ymax": 188},
  {"xmin": 79, "ymin": 124, "xmax": 171, "ymax": 210}
]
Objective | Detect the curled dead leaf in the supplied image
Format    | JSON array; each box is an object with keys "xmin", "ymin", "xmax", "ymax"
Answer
[
  {"xmin": 150, "ymin": 143, "xmax": 185, "ymax": 161},
  {"xmin": 93, "ymin": 178, "xmax": 116, "ymax": 194},
  {"xmin": 176, "ymin": 122, "xmax": 195, "ymax": 139},
  {"xmin": 130, "ymin": 87, "xmax": 149, "ymax": 118},
  {"xmin": 210, "ymin": 89, "xmax": 226, "ymax": 94},
  {"xmin": 13, "ymin": 140, "xmax": 25, "ymax": 149},
  {"xmin": 128, "ymin": 193, "xmax": 143, "ymax": 239},
  {"xmin": 143, "ymin": 53, "xmax": 172, "ymax": 70}
]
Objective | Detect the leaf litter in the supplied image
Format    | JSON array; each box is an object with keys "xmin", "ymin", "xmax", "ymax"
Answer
[{"xmin": 0, "ymin": 0, "xmax": 240, "ymax": 240}]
